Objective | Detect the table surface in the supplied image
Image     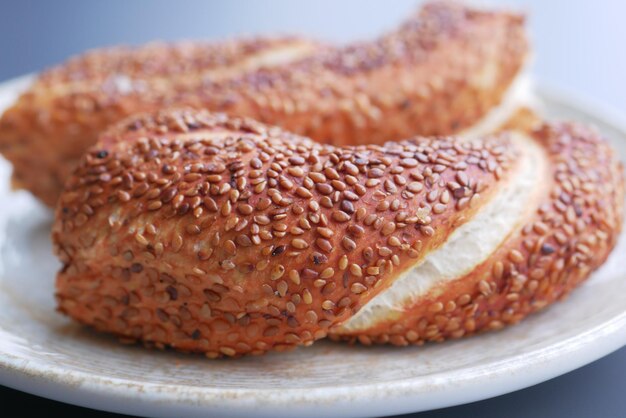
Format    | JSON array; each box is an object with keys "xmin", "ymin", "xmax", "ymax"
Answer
[
  {"xmin": 1, "ymin": 1, "xmax": 625, "ymax": 417},
  {"xmin": 1, "ymin": 345, "xmax": 625, "ymax": 417}
]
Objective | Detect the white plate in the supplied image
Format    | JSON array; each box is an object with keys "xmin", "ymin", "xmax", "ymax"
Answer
[{"xmin": 0, "ymin": 75, "xmax": 625, "ymax": 418}]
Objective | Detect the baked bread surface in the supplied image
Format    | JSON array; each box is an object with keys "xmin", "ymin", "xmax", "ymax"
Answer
[
  {"xmin": 53, "ymin": 108, "xmax": 624, "ymax": 356},
  {"xmin": 0, "ymin": 1, "xmax": 528, "ymax": 206}
]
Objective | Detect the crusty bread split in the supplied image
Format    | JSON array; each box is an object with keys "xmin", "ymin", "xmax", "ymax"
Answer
[{"xmin": 53, "ymin": 108, "xmax": 624, "ymax": 356}]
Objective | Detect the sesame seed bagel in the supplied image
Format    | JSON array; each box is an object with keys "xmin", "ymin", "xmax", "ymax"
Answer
[
  {"xmin": 53, "ymin": 108, "xmax": 624, "ymax": 357},
  {"xmin": 0, "ymin": 1, "xmax": 528, "ymax": 206}
]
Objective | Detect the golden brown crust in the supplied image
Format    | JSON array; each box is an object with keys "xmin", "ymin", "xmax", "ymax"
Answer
[
  {"xmin": 331, "ymin": 122, "xmax": 625, "ymax": 345},
  {"xmin": 35, "ymin": 38, "xmax": 316, "ymax": 88},
  {"xmin": 53, "ymin": 108, "xmax": 517, "ymax": 357},
  {"xmin": 53, "ymin": 108, "xmax": 624, "ymax": 356},
  {"xmin": 0, "ymin": 36, "xmax": 323, "ymax": 206},
  {"xmin": 0, "ymin": 1, "xmax": 528, "ymax": 206}
]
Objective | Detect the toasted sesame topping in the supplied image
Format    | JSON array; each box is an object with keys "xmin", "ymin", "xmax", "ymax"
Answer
[
  {"xmin": 53, "ymin": 105, "xmax": 532, "ymax": 356},
  {"xmin": 48, "ymin": 72, "xmax": 626, "ymax": 361}
]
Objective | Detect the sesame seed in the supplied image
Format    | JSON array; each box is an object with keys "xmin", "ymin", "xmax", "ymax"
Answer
[
  {"xmin": 116, "ymin": 190, "xmax": 131, "ymax": 202},
  {"xmin": 478, "ymin": 280, "xmax": 491, "ymax": 296},
  {"xmin": 350, "ymin": 264, "xmax": 363, "ymax": 277},
  {"xmin": 407, "ymin": 182, "xmax": 423, "ymax": 193},
  {"xmin": 316, "ymin": 238, "xmax": 333, "ymax": 253},
  {"xmin": 317, "ymin": 227, "xmax": 334, "ymax": 238},
  {"xmin": 302, "ymin": 289, "xmax": 313, "ymax": 304},
  {"xmin": 271, "ymin": 245, "xmax": 286, "ymax": 256},
  {"xmin": 382, "ymin": 222, "xmax": 396, "ymax": 236},
  {"xmin": 338, "ymin": 255, "xmax": 349, "ymax": 270},
  {"xmin": 342, "ymin": 236, "xmax": 357, "ymax": 251},
  {"xmin": 350, "ymin": 283, "xmax": 367, "ymax": 294},
  {"xmin": 147, "ymin": 200, "xmax": 162, "ymax": 211},
  {"xmin": 302, "ymin": 268, "xmax": 319, "ymax": 279},
  {"xmin": 288, "ymin": 269, "xmax": 301, "ymax": 285},
  {"xmin": 291, "ymin": 238, "xmax": 308, "ymax": 249},
  {"xmin": 270, "ymin": 265, "xmax": 285, "ymax": 280},
  {"xmin": 134, "ymin": 233, "xmax": 149, "ymax": 246},
  {"xmin": 220, "ymin": 347, "xmax": 236, "ymax": 356},
  {"xmin": 332, "ymin": 211, "xmax": 351, "ymax": 222},
  {"xmin": 509, "ymin": 249, "xmax": 525, "ymax": 263},
  {"xmin": 321, "ymin": 300, "xmax": 334, "ymax": 310},
  {"xmin": 540, "ymin": 243, "xmax": 555, "ymax": 255}
]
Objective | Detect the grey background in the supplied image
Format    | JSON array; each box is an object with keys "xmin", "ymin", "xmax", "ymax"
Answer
[{"xmin": 0, "ymin": 0, "xmax": 625, "ymax": 417}]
